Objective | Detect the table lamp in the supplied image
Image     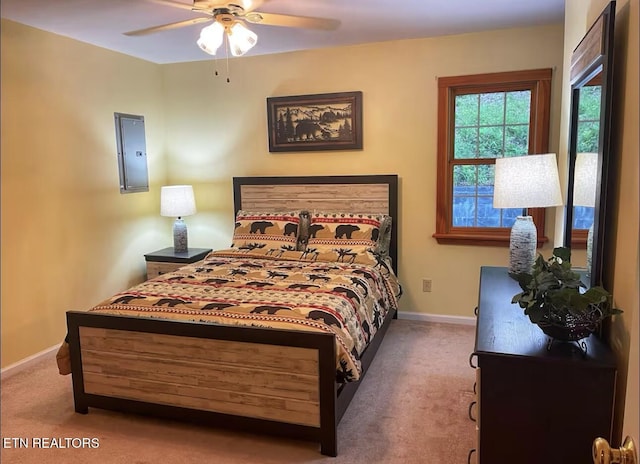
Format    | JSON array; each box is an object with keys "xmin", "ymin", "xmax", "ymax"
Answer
[
  {"xmin": 493, "ymin": 153, "xmax": 563, "ymax": 274},
  {"xmin": 160, "ymin": 185, "xmax": 197, "ymax": 253},
  {"xmin": 573, "ymin": 152, "xmax": 598, "ymax": 273}
]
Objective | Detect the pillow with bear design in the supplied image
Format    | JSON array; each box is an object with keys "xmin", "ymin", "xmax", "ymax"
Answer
[
  {"xmin": 306, "ymin": 212, "xmax": 384, "ymax": 263},
  {"xmin": 231, "ymin": 211, "xmax": 301, "ymax": 254}
]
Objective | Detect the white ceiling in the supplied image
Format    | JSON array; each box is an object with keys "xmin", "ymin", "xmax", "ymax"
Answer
[{"xmin": 0, "ymin": 0, "xmax": 565, "ymax": 64}]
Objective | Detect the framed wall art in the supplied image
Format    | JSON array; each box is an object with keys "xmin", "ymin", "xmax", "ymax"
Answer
[{"xmin": 266, "ymin": 91, "xmax": 363, "ymax": 152}]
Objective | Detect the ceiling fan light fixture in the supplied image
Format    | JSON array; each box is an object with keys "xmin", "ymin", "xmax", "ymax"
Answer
[
  {"xmin": 227, "ymin": 22, "xmax": 258, "ymax": 56},
  {"xmin": 197, "ymin": 21, "xmax": 224, "ymax": 55}
]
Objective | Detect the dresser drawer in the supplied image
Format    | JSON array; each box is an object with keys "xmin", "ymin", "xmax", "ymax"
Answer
[{"xmin": 144, "ymin": 247, "xmax": 212, "ymax": 280}]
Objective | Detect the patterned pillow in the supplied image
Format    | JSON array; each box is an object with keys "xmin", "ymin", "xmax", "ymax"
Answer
[
  {"xmin": 306, "ymin": 212, "xmax": 385, "ymax": 262},
  {"xmin": 231, "ymin": 211, "xmax": 301, "ymax": 254}
]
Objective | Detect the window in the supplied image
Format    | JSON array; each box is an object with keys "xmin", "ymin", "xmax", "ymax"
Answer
[
  {"xmin": 572, "ymin": 83, "xmax": 600, "ymax": 231},
  {"xmin": 434, "ymin": 69, "xmax": 553, "ymax": 246}
]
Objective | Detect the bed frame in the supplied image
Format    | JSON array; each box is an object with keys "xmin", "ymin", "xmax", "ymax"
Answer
[{"xmin": 66, "ymin": 174, "xmax": 399, "ymax": 456}]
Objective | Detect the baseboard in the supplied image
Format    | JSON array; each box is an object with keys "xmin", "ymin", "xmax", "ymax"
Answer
[
  {"xmin": 398, "ymin": 311, "xmax": 477, "ymax": 326},
  {"xmin": 1, "ymin": 344, "xmax": 59, "ymax": 380}
]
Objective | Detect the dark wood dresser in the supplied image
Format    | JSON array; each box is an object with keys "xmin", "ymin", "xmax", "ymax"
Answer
[{"xmin": 470, "ymin": 266, "xmax": 617, "ymax": 464}]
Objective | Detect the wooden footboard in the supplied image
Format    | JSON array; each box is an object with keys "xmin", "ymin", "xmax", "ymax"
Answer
[
  {"xmin": 80, "ymin": 327, "xmax": 322, "ymax": 427},
  {"xmin": 66, "ymin": 304, "xmax": 396, "ymax": 456},
  {"xmin": 67, "ymin": 311, "xmax": 339, "ymax": 455}
]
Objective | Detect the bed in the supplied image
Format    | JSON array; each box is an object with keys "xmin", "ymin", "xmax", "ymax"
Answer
[{"xmin": 62, "ymin": 174, "xmax": 400, "ymax": 456}]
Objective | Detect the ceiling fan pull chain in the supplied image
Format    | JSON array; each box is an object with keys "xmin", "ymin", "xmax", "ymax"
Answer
[{"xmin": 225, "ymin": 33, "xmax": 231, "ymax": 83}]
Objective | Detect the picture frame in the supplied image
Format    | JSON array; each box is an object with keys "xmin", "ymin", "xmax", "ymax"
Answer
[{"xmin": 266, "ymin": 91, "xmax": 363, "ymax": 152}]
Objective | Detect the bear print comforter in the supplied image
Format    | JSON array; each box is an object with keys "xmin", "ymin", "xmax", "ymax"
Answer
[{"xmin": 64, "ymin": 248, "xmax": 401, "ymax": 382}]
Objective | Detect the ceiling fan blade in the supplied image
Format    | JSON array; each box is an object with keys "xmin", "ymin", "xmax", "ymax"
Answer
[
  {"xmin": 245, "ymin": 12, "xmax": 340, "ymax": 30},
  {"xmin": 124, "ymin": 17, "xmax": 212, "ymax": 36}
]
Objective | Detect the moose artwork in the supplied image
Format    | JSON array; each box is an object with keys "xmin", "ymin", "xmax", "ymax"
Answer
[{"xmin": 266, "ymin": 91, "xmax": 363, "ymax": 152}]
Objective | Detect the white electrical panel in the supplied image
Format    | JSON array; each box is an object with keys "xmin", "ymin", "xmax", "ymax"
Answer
[{"xmin": 114, "ymin": 112, "xmax": 149, "ymax": 193}]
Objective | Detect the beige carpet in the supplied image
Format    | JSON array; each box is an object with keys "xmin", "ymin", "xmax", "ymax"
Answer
[{"xmin": 0, "ymin": 320, "xmax": 476, "ymax": 463}]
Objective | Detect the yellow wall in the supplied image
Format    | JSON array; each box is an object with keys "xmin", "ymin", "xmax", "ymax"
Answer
[
  {"xmin": 562, "ymin": 0, "xmax": 639, "ymax": 445},
  {"xmin": 1, "ymin": 20, "xmax": 168, "ymax": 366},
  {"xmin": 161, "ymin": 23, "xmax": 565, "ymax": 320}
]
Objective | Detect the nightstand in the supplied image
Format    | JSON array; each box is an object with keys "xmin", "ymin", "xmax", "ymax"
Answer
[{"xmin": 144, "ymin": 247, "xmax": 212, "ymax": 280}]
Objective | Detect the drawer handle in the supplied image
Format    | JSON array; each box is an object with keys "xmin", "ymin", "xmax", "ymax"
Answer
[
  {"xmin": 469, "ymin": 352, "xmax": 478, "ymax": 369},
  {"xmin": 473, "ymin": 381, "xmax": 477, "ymax": 395},
  {"xmin": 468, "ymin": 448, "xmax": 476, "ymax": 464},
  {"xmin": 474, "ymin": 306, "xmax": 479, "ymax": 316},
  {"xmin": 468, "ymin": 401, "xmax": 477, "ymax": 422}
]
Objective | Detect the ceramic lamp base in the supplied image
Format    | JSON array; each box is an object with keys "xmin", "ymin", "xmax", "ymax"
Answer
[
  {"xmin": 509, "ymin": 216, "xmax": 537, "ymax": 274},
  {"xmin": 173, "ymin": 218, "xmax": 188, "ymax": 253}
]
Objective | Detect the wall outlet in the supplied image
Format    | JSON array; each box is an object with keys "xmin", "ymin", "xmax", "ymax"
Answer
[{"xmin": 422, "ymin": 279, "xmax": 432, "ymax": 292}]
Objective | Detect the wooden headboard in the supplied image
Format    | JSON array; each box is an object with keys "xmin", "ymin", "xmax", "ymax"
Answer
[{"xmin": 233, "ymin": 175, "xmax": 399, "ymax": 273}]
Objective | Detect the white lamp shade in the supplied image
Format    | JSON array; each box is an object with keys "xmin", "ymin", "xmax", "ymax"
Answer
[
  {"xmin": 161, "ymin": 185, "xmax": 197, "ymax": 218},
  {"xmin": 228, "ymin": 22, "xmax": 258, "ymax": 56},
  {"xmin": 573, "ymin": 152, "xmax": 598, "ymax": 207},
  {"xmin": 197, "ymin": 21, "xmax": 224, "ymax": 55},
  {"xmin": 493, "ymin": 153, "xmax": 563, "ymax": 209}
]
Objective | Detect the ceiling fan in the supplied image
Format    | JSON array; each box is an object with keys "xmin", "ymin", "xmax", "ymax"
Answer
[{"xmin": 124, "ymin": 0, "xmax": 341, "ymax": 57}]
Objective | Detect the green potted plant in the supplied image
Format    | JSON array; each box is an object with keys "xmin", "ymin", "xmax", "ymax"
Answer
[{"xmin": 510, "ymin": 247, "xmax": 622, "ymax": 341}]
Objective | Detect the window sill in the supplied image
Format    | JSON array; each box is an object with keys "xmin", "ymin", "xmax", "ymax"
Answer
[
  {"xmin": 570, "ymin": 230, "xmax": 588, "ymax": 249},
  {"xmin": 433, "ymin": 232, "xmax": 549, "ymax": 247}
]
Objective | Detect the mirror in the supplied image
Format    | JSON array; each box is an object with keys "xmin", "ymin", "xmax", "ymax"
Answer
[
  {"xmin": 569, "ymin": 77, "xmax": 601, "ymax": 267},
  {"xmin": 564, "ymin": 1, "xmax": 616, "ymax": 287}
]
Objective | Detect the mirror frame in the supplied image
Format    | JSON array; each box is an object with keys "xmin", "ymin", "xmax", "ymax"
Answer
[{"xmin": 564, "ymin": 1, "xmax": 616, "ymax": 287}]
